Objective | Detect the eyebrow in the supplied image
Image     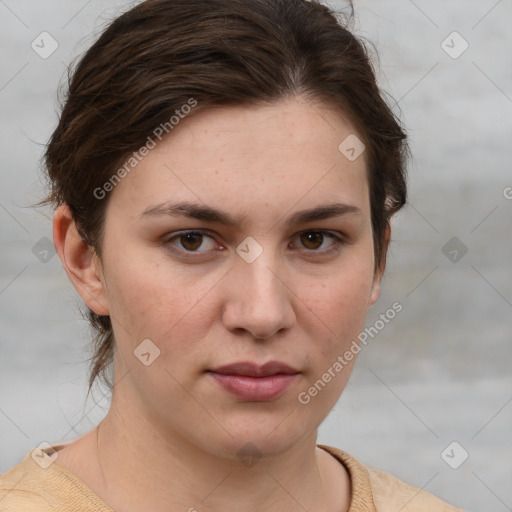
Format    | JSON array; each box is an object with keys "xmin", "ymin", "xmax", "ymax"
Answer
[{"xmin": 140, "ymin": 201, "xmax": 361, "ymax": 227}]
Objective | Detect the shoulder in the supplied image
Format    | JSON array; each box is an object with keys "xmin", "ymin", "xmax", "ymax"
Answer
[
  {"xmin": 365, "ymin": 465, "xmax": 464, "ymax": 512},
  {"xmin": 318, "ymin": 444, "xmax": 465, "ymax": 512},
  {"xmin": 0, "ymin": 451, "xmax": 54, "ymax": 512},
  {"xmin": 0, "ymin": 447, "xmax": 112, "ymax": 512}
]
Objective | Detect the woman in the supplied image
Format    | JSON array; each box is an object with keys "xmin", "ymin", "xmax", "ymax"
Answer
[{"xmin": 0, "ymin": 0, "xmax": 464, "ymax": 510}]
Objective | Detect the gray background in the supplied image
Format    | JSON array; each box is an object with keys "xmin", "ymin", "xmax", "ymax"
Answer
[{"xmin": 1, "ymin": 1, "xmax": 511, "ymax": 510}]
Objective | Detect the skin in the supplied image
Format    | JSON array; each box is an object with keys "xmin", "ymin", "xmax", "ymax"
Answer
[{"xmin": 53, "ymin": 95, "xmax": 388, "ymax": 512}]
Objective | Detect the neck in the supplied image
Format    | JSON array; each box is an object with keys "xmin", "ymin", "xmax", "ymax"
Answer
[{"xmin": 87, "ymin": 391, "xmax": 349, "ymax": 512}]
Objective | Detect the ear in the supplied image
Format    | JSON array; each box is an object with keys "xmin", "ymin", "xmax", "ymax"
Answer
[
  {"xmin": 53, "ymin": 205, "xmax": 110, "ymax": 316},
  {"xmin": 368, "ymin": 223, "xmax": 391, "ymax": 307}
]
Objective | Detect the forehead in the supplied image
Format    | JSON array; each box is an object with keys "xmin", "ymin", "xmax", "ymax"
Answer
[{"xmin": 107, "ymin": 96, "xmax": 369, "ymax": 221}]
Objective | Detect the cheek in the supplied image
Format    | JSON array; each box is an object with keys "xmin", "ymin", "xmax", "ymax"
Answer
[
  {"xmin": 303, "ymin": 261, "xmax": 375, "ymax": 345},
  {"xmin": 102, "ymin": 246, "xmax": 221, "ymax": 364},
  {"xmin": 295, "ymin": 266, "xmax": 373, "ymax": 415},
  {"xmin": 104, "ymin": 264, "xmax": 162, "ymax": 338}
]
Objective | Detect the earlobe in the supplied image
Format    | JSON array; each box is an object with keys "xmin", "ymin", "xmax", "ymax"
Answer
[
  {"xmin": 368, "ymin": 272, "xmax": 381, "ymax": 307},
  {"xmin": 53, "ymin": 205, "xmax": 110, "ymax": 316},
  {"xmin": 368, "ymin": 223, "xmax": 391, "ymax": 307}
]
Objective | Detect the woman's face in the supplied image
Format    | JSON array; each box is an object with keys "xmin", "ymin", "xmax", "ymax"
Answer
[{"xmin": 90, "ymin": 96, "xmax": 382, "ymax": 459}]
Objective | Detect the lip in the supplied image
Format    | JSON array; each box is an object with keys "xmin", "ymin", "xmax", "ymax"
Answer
[
  {"xmin": 208, "ymin": 361, "xmax": 300, "ymax": 401},
  {"xmin": 211, "ymin": 361, "xmax": 299, "ymax": 377}
]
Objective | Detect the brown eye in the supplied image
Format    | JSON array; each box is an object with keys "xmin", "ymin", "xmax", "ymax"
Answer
[
  {"xmin": 180, "ymin": 233, "xmax": 204, "ymax": 251},
  {"xmin": 292, "ymin": 230, "xmax": 345, "ymax": 255},
  {"xmin": 300, "ymin": 232, "xmax": 325, "ymax": 250},
  {"xmin": 164, "ymin": 230, "xmax": 218, "ymax": 253}
]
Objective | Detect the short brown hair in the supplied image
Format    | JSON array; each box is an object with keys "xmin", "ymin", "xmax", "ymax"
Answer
[{"xmin": 42, "ymin": 0, "xmax": 408, "ymax": 395}]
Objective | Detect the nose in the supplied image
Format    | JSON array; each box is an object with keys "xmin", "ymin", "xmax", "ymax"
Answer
[{"xmin": 221, "ymin": 254, "xmax": 296, "ymax": 340}]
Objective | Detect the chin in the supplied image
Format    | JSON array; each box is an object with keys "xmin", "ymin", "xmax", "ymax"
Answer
[{"xmin": 200, "ymin": 417, "xmax": 311, "ymax": 464}]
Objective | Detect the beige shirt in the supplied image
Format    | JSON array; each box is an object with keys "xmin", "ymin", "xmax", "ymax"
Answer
[{"xmin": 0, "ymin": 443, "xmax": 464, "ymax": 511}]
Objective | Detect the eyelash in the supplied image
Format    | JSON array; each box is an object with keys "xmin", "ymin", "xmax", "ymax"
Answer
[{"xmin": 162, "ymin": 229, "xmax": 346, "ymax": 257}]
